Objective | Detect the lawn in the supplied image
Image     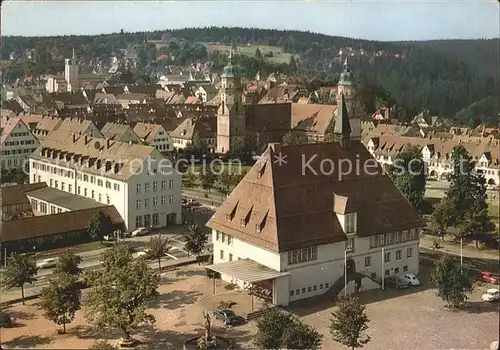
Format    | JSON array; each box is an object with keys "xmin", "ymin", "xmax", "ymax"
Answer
[
  {"xmin": 201, "ymin": 42, "xmax": 297, "ymax": 64},
  {"xmin": 35, "ymin": 241, "xmax": 109, "ymax": 259}
]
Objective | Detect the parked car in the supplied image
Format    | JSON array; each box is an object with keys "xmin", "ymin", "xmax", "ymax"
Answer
[
  {"xmin": 401, "ymin": 273, "xmax": 421, "ymax": 286},
  {"xmin": 385, "ymin": 276, "xmax": 411, "ymax": 289},
  {"xmin": 136, "ymin": 248, "xmax": 150, "ymax": 258},
  {"xmin": 481, "ymin": 288, "xmax": 500, "ymax": 302},
  {"xmin": 131, "ymin": 227, "xmax": 150, "ymax": 237},
  {"xmin": 36, "ymin": 258, "xmax": 58, "ymax": 269},
  {"xmin": 213, "ymin": 308, "xmax": 246, "ymax": 326},
  {"xmin": 187, "ymin": 198, "xmax": 200, "ymax": 206},
  {"xmin": 477, "ymin": 271, "xmax": 500, "ymax": 284}
]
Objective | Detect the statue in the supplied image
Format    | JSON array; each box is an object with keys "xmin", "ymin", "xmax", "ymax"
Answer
[{"xmin": 203, "ymin": 311, "xmax": 212, "ymax": 341}]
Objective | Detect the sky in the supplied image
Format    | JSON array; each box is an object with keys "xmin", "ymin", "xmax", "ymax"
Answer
[{"xmin": 1, "ymin": 1, "xmax": 499, "ymax": 41}]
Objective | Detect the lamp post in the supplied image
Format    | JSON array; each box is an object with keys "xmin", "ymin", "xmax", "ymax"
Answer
[
  {"xmin": 344, "ymin": 250, "xmax": 348, "ymax": 296},
  {"xmin": 381, "ymin": 247, "xmax": 385, "ymax": 291},
  {"xmin": 460, "ymin": 237, "xmax": 463, "ymax": 270},
  {"xmin": 32, "ymin": 246, "xmax": 36, "ymax": 259}
]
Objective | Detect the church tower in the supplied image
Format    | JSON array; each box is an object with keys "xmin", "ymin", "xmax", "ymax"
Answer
[
  {"xmin": 64, "ymin": 48, "xmax": 79, "ymax": 92},
  {"xmin": 334, "ymin": 93, "xmax": 352, "ymax": 149},
  {"xmin": 336, "ymin": 57, "xmax": 360, "ymax": 140},
  {"xmin": 216, "ymin": 51, "xmax": 246, "ymax": 154}
]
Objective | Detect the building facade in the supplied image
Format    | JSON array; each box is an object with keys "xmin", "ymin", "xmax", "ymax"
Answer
[
  {"xmin": 1, "ymin": 117, "xmax": 40, "ymax": 170},
  {"xmin": 29, "ymin": 132, "xmax": 182, "ymax": 231},
  {"xmin": 133, "ymin": 122, "xmax": 173, "ymax": 153}
]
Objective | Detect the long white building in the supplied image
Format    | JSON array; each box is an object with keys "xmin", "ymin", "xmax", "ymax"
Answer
[
  {"xmin": 206, "ymin": 98, "xmax": 424, "ymax": 306},
  {"xmin": 1, "ymin": 117, "xmax": 40, "ymax": 171},
  {"xmin": 29, "ymin": 129, "xmax": 182, "ymax": 231}
]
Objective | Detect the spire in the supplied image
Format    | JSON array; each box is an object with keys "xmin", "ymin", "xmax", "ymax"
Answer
[
  {"xmin": 228, "ymin": 49, "xmax": 233, "ymax": 64},
  {"xmin": 334, "ymin": 93, "xmax": 352, "ymax": 148},
  {"xmin": 72, "ymin": 48, "xmax": 75, "ymax": 60},
  {"xmin": 344, "ymin": 56, "xmax": 349, "ymax": 68}
]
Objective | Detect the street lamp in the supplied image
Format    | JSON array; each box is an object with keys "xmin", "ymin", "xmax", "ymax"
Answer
[{"xmin": 32, "ymin": 246, "xmax": 36, "ymax": 258}]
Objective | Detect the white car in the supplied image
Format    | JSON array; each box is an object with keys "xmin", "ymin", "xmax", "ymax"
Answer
[
  {"xmin": 36, "ymin": 258, "xmax": 58, "ymax": 269},
  {"xmin": 482, "ymin": 289, "xmax": 500, "ymax": 302},
  {"xmin": 401, "ymin": 273, "xmax": 421, "ymax": 286},
  {"xmin": 136, "ymin": 249, "xmax": 150, "ymax": 258},
  {"xmin": 131, "ymin": 227, "xmax": 150, "ymax": 237}
]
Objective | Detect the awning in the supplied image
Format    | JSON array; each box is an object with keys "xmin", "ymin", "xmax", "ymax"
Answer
[{"xmin": 206, "ymin": 259, "xmax": 290, "ymax": 284}]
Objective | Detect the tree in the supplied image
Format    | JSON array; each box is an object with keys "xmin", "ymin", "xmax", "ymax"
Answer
[
  {"xmin": 330, "ymin": 295, "xmax": 370, "ymax": 350},
  {"xmin": 431, "ymin": 255, "xmax": 473, "ymax": 308},
  {"xmin": 53, "ymin": 250, "xmax": 82, "ymax": 276},
  {"xmin": 39, "ymin": 274, "xmax": 81, "ymax": 334},
  {"xmin": 254, "ymin": 307, "xmax": 322, "ymax": 350},
  {"xmin": 289, "ymin": 55, "xmax": 297, "ymax": 74},
  {"xmin": 430, "ymin": 198, "xmax": 453, "ymax": 239},
  {"xmin": 217, "ymin": 170, "xmax": 238, "ymax": 196},
  {"xmin": 87, "ymin": 211, "xmax": 115, "ymax": 244},
  {"xmin": 229, "ymin": 137, "xmax": 246, "ymax": 159},
  {"xmin": 2, "ymin": 253, "xmax": 38, "ymax": 305},
  {"xmin": 199, "ymin": 169, "xmax": 217, "ymax": 193},
  {"xmin": 183, "ymin": 170, "xmax": 198, "ymax": 189},
  {"xmin": 387, "ymin": 146, "xmax": 426, "ymax": 212},
  {"xmin": 146, "ymin": 235, "xmax": 171, "ymax": 271},
  {"xmin": 84, "ymin": 245, "xmax": 159, "ymax": 343},
  {"xmin": 255, "ymin": 47, "xmax": 263, "ymax": 60},
  {"xmin": 184, "ymin": 224, "xmax": 208, "ymax": 264},
  {"xmin": 282, "ymin": 130, "xmax": 308, "ymax": 146}
]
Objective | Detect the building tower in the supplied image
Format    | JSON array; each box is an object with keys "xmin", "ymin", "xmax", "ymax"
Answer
[
  {"xmin": 334, "ymin": 93, "xmax": 352, "ymax": 149},
  {"xmin": 336, "ymin": 57, "xmax": 360, "ymax": 140},
  {"xmin": 64, "ymin": 48, "xmax": 79, "ymax": 92},
  {"xmin": 216, "ymin": 50, "xmax": 246, "ymax": 154}
]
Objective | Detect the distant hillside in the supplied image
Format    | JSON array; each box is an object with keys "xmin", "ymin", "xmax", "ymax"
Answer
[{"xmin": 1, "ymin": 27, "xmax": 498, "ymax": 125}]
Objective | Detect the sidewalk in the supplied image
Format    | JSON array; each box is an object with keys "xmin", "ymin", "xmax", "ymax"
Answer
[
  {"xmin": 420, "ymin": 234, "xmax": 499, "ymax": 260},
  {"xmin": 183, "ymin": 188, "xmax": 224, "ymax": 205}
]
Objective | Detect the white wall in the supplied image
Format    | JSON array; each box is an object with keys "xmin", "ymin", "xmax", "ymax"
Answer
[{"xmin": 1, "ymin": 120, "xmax": 39, "ymax": 170}]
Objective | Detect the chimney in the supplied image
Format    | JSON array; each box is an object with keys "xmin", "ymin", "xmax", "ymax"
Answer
[
  {"xmin": 268, "ymin": 143, "xmax": 281, "ymax": 153},
  {"xmin": 72, "ymin": 133, "xmax": 77, "ymax": 142}
]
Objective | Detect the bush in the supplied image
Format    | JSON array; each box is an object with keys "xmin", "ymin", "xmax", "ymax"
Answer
[
  {"xmin": 0, "ymin": 311, "xmax": 13, "ymax": 328},
  {"xmin": 88, "ymin": 340, "xmax": 117, "ymax": 349}
]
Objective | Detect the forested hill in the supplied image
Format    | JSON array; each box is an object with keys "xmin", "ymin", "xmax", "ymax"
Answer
[{"xmin": 1, "ymin": 27, "xmax": 498, "ymax": 125}]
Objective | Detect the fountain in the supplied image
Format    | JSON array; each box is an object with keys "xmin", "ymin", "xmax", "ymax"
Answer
[{"xmin": 183, "ymin": 312, "xmax": 232, "ymax": 349}]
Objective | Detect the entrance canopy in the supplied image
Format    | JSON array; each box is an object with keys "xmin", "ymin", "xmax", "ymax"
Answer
[{"xmin": 206, "ymin": 259, "xmax": 289, "ymax": 284}]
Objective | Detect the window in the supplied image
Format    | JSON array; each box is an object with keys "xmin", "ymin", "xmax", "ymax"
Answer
[
  {"xmin": 97, "ymin": 179, "xmax": 103, "ymax": 186},
  {"xmin": 307, "ymin": 286, "xmax": 312, "ymax": 292},
  {"xmin": 169, "ymin": 179, "xmax": 174, "ymax": 188},
  {"xmin": 402, "ymin": 230, "xmax": 408, "ymax": 241},
  {"xmin": 287, "ymin": 246, "xmax": 318, "ymax": 265},
  {"xmin": 403, "ymin": 265, "xmax": 408, "ymax": 272},
  {"xmin": 136, "ymin": 184, "xmax": 141, "ymax": 194},
  {"xmin": 54, "ymin": 180, "xmax": 58, "ymax": 188},
  {"xmin": 384, "ymin": 252, "xmax": 391, "ymax": 262},
  {"xmin": 395, "ymin": 231, "xmax": 401, "ymax": 243},
  {"xmin": 61, "ymin": 182, "xmax": 65, "ymax": 191},
  {"xmin": 346, "ymin": 238, "xmax": 355, "ymax": 252},
  {"xmin": 114, "ymin": 183, "xmax": 120, "ymax": 191},
  {"xmin": 385, "ymin": 269, "xmax": 390, "ymax": 276},
  {"xmin": 395, "ymin": 267, "xmax": 400, "ymax": 274},
  {"xmin": 144, "ymin": 214, "xmax": 151, "ymax": 227},
  {"xmin": 302, "ymin": 288, "xmax": 306, "ymax": 294},
  {"xmin": 409, "ymin": 228, "xmax": 416, "ymax": 240},
  {"xmin": 256, "ymin": 224, "xmax": 261, "ymax": 233},
  {"xmin": 220, "ymin": 250, "xmax": 225, "ymax": 260},
  {"xmin": 106, "ymin": 181, "xmax": 111, "ymax": 189},
  {"xmin": 365, "ymin": 256, "xmax": 371, "ymax": 267},
  {"xmin": 345, "ymin": 214, "xmax": 355, "ymax": 233},
  {"xmin": 229, "ymin": 254, "xmax": 233, "ymax": 262},
  {"xmin": 91, "ymin": 190, "xmax": 95, "ymax": 199},
  {"xmin": 99, "ymin": 193, "xmax": 102, "ymax": 202},
  {"xmin": 153, "ymin": 197, "xmax": 158, "ymax": 207},
  {"xmin": 396, "ymin": 250, "xmax": 402, "ymax": 260},
  {"xmin": 136, "ymin": 216, "xmax": 143, "ymax": 228},
  {"xmin": 228, "ymin": 236, "xmax": 233, "ymax": 245},
  {"xmin": 325, "ymin": 283, "xmax": 329, "ymax": 288},
  {"xmin": 90, "ymin": 176, "xmax": 95, "ymax": 184},
  {"xmin": 296, "ymin": 289, "xmax": 300, "ymax": 295},
  {"xmin": 144, "ymin": 182, "xmax": 150, "ymax": 193},
  {"xmin": 221, "ymin": 233, "xmax": 226, "ymax": 243},
  {"xmin": 407, "ymin": 247, "xmax": 413, "ymax": 258},
  {"xmin": 153, "ymin": 213, "xmax": 159, "ymax": 226},
  {"xmin": 50, "ymin": 179, "xmax": 53, "ymax": 187},
  {"xmin": 161, "ymin": 180, "xmax": 166, "ymax": 190},
  {"xmin": 83, "ymin": 174, "xmax": 88, "ymax": 182},
  {"xmin": 313, "ymin": 285, "xmax": 317, "ymax": 291},
  {"xmin": 68, "ymin": 184, "xmax": 72, "ymax": 193},
  {"xmin": 240, "ymin": 219, "xmax": 246, "ymax": 227},
  {"xmin": 145, "ymin": 198, "xmax": 150, "ymax": 208},
  {"xmin": 160, "ymin": 196, "xmax": 165, "ymax": 205},
  {"xmin": 152, "ymin": 181, "xmax": 158, "ymax": 191},
  {"xmin": 370, "ymin": 272, "xmax": 377, "ymax": 280},
  {"xmin": 387, "ymin": 232, "xmax": 394, "ymax": 245},
  {"xmin": 107, "ymin": 195, "xmax": 110, "ymax": 204},
  {"xmin": 169, "ymin": 194, "xmax": 174, "ymax": 204},
  {"xmin": 369, "ymin": 236, "xmax": 378, "ymax": 248},
  {"xmin": 320, "ymin": 284, "xmax": 324, "ymax": 289},
  {"xmin": 378, "ymin": 234, "xmax": 386, "ymax": 246},
  {"xmin": 136, "ymin": 200, "xmax": 142, "ymax": 209},
  {"xmin": 216, "ymin": 231, "xmax": 220, "ymax": 241},
  {"xmin": 84, "ymin": 188, "xmax": 88, "ymax": 196}
]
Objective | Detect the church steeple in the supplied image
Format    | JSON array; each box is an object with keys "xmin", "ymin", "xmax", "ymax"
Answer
[{"xmin": 334, "ymin": 93, "xmax": 352, "ymax": 148}]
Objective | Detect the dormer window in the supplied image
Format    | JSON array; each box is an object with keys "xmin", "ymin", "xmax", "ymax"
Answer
[
  {"xmin": 225, "ymin": 214, "xmax": 231, "ymax": 222},
  {"xmin": 255, "ymin": 224, "xmax": 261, "ymax": 233},
  {"xmin": 240, "ymin": 219, "xmax": 246, "ymax": 227},
  {"xmin": 345, "ymin": 213, "xmax": 356, "ymax": 233}
]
